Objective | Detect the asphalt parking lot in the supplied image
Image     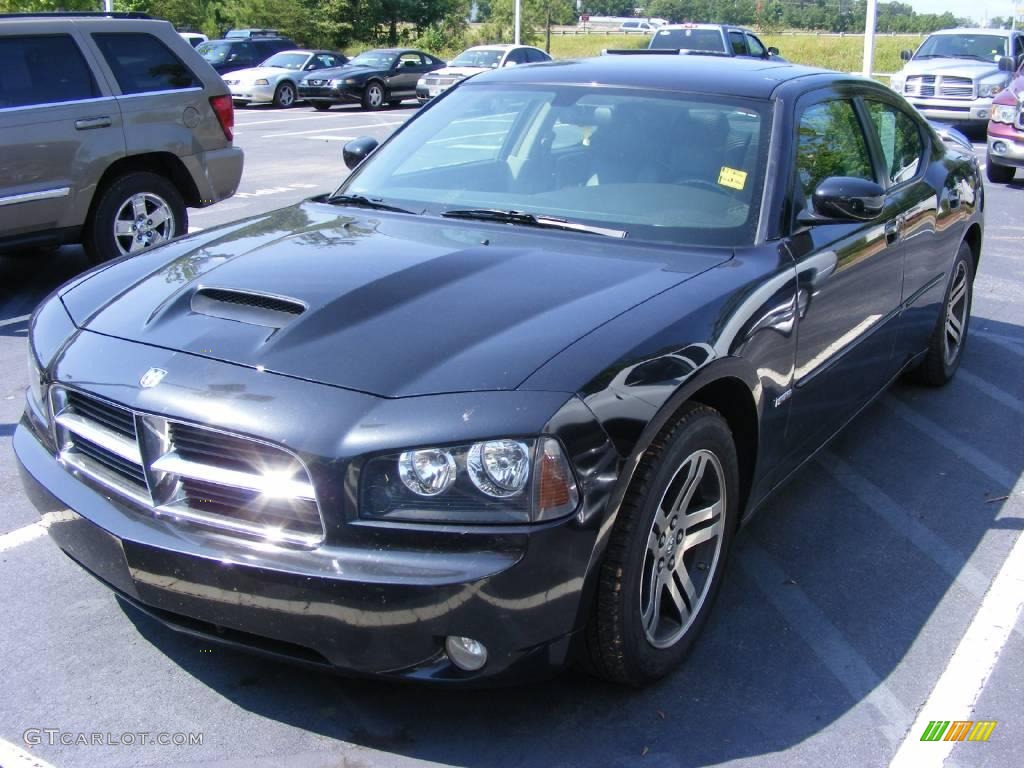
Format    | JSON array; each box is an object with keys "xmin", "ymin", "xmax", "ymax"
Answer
[{"xmin": 1, "ymin": 103, "xmax": 1022, "ymax": 768}]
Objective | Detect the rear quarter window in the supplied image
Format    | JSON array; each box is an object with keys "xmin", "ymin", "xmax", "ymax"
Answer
[
  {"xmin": 0, "ymin": 35, "xmax": 100, "ymax": 108},
  {"xmin": 92, "ymin": 33, "xmax": 198, "ymax": 94}
]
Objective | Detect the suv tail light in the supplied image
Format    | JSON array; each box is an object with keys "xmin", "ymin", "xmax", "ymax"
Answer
[{"xmin": 209, "ymin": 95, "xmax": 234, "ymax": 141}]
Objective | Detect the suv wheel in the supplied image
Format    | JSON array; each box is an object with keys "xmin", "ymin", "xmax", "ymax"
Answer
[
  {"xmin": 85, "ymin": 172, "xmax": 186, "ymax": 264},
  {"xmin": 986, "ymin": 156, "xmax": 1015, "ymax": 184},
  {"xmin": 580, "ymin": 403, "xmax": 739, "ymax": 685},
  {"xmin": 362, "ymin": 81, "xmax": 385, "ymax": 110},
  {"xmin": 273, "ymin": 81, "xmax": 296, "ymax": 108}
]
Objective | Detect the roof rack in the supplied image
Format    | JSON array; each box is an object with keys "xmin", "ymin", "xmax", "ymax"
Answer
[{"xmin": 0, "ymin": 11, "xmax": 152, "ymax": 19}]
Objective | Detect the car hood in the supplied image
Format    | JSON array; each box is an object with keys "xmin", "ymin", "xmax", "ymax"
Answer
[
  {"xmin": 62, "ymin": 202, "xmax": 730, "ymax": 398},
  {"xmin": 227, "ymin": 66, "xmax": 291, "ymax": 81},
  {"xmin": 899, "ymin": 58, "xmax": 1003, "ymax": 79}
]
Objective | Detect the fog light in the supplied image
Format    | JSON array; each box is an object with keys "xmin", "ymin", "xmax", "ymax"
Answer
[
  {"xmin": 992, "ymin": 141, "xmax": 1008, "ymax": 155},
  {"xmin": 445, "ymin": 635, "xmax": 488, "ymax": 671}
]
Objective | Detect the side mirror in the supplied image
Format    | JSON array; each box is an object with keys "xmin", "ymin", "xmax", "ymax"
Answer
[
  {"xmin": 900, "ymin": 49, "xmax": 913, "ymax": 62},
  {"xmin": 800, "ymin": 177, "xmax": 885, "ymax": 224},
  {"xmin": 343, "ymin": 136, "xmax": 379, "ymax": 170},
  {"xmin": 767, "ymin": 46, "xmax": 780, "ymax": 56},
  {"xmin": 997, "ymin": 56, "xmax": 1015, "ymax": 72}
]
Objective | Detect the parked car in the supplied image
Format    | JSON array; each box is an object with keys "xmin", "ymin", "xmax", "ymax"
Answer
[
  {"xmin": 224, "ymin": 49, "xmax": 348, "ymax": 108},
  {"xmin": 985, "ymin": 59, "xmax": 1024, "ymax": 183},
  {"xmin": 890, "ymin": 28, "xmax": 1024, "ymax": 130},
  {"xmin": 178, "ymin": 31, "xmax": 207, "ymax": 48},
  {"xmin": 416, "ymin": 44, "xmax": 550, "ymax": 102},
  {"xmin": 298, "ymin": 48, "xmax": 445, "ymax": 110},
  {"xmin": 649, "ymin": 23, "xmax": 782, "ymax": 60},
  {"xmin": 620, "ymin": 20, "xmax": 660, "ymax": 33},
  {"xmin": 196, "ymin": 34, "xmax": 296, "ymax": 75},
  {"xmin": 17, "ymin": 53, "xmax": 982, "ymax": 686},
  {"xmin": 0, "ymin": 12, "xmax": 242, "ymax": 262},
  {"xmin": 225, "ymin": 28, "xmax": 279, "ymax": 39}
]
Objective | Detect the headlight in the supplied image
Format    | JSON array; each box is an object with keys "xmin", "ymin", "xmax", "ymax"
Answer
[
  {"xmin": 254, "ymin": 78, "xmax": 269, "ymax": 86},
  {"xmin": 890, "ymin": 76, "xmax": 905, "ymax": 94},
  {"xmin": 342, "ymin": 78, "xmax": 358, "ymax": 85},
  {"xmin": 979, "ymin": 81, "xmax": 1008, "ymax": 98},
  {"xmin": 991, "ymin": 104, "xmax": 1019, "ymax": 124},
  {"xmin": 361, "ymin": 437, "xmax": 579, "ymax": 524}
]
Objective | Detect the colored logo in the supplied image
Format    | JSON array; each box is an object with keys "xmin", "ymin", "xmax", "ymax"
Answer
[
  {"xmin": 139, "ymin": 368, "xmax": 168, "ymax": 389},
  {"xmin": 920, "ymin": 720, "xmax": 997, "ymax": 742}
]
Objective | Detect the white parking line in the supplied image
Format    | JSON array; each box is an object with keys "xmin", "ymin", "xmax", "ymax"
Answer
[
  {"xmin": 889, "ymin": 523, "xmax": 1024, "ymax": 767},
  {"xmin": 302, "ymin": 135, "xmax": 355, "ymax": 142},
  {"xmin": 957, "ymin": 369, "xmax": 1024, "ymax": 415},
  {"xmin": 233, "ymin": 114, "xmax": 351, "ymax": 127},
  {"xmin": 262, "ymin": 120, "xmax": 406, "ymax": 138},
  {"xmin": 0, "ymin": 738, "xmax": 57, "ymax": 768},
  {"xmin": 0, "ymin": 313, "xmax": 31, "ymax": 329},
  {"xmin": 0, "ymin": 522, "xmax": 46, "ymax": 553}
]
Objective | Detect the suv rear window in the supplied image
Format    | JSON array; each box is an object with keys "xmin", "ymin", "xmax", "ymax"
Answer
[
  {"xmin": 0, "ymin": 35, "xmax": 99, "ymax": 108},
  {"xmin": 92, "ymin": 33, "xmax": 198, "ymax": 94}
]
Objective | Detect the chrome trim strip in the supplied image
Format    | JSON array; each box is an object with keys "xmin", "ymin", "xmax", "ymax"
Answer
[
  {"xmin": 155, "ymin": 502, "xmax": 322, "ymax": 548},
  {"xmin": 55, "ymin": 411, "xmax": 142, "ymax": 463},
  {"xmin": 0, "ymin": 187, "xmax": 71, "ymax": 208},
  {"xmin": 151, "ymin": 451, "xmax": 317, "ymax": 501},
  {"xmin": 115, "ymin": 86, "xmax": 204, "ymax": 100},
  {"xmin": 0, "ymin": 96, "xmax": 115, "ymax": 114},
  {"xmin": 59, "ymin": 450, "xmax": 152, "ymax": 508}
]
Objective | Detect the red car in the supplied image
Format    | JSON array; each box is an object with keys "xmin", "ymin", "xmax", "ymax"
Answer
[{"xmin": 987, "ymin": 61, "xmax": 1024, "ymax": 183}]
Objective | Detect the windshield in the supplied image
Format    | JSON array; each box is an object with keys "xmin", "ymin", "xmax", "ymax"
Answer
[
  {"xmin": 451, "ymin": 49, "xmax": 504, "ymax": 68},
  {"xmin": 260, "ymin": 52, "xmax": 308, "ymax": 70},
  {"xmin": 342, "ymin": 84, "xmax": 770, "ymax": 246},
  {"xmin": 196, "ymin": 42, "xmax": 231, "ymax": 63},
  {"xmin": 915, "ymin": 33, "xmax": 1007, "ymax": 61},
  {"xmin": 349, "ymin": 51, "xmax": 395, "ymax": 68},
  {"xmin": 650, "ymin": 28, "xmax": 727, "ymax": 53}
]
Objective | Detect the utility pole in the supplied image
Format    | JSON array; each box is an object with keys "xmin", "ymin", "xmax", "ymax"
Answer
[
  {"xmin": 104, "ymin": 0, "xmax": 113, "ymax": 11},
  {"xmin": 514, "ymin": 0, "xmax": 522, "ymax": 45},
  {"xmin": 862, "ymin": 0, "xmax": 877, "ymax": 78}
]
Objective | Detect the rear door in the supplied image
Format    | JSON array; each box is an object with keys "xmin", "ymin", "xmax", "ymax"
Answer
[
  {"xmin": 87, "ymin": 31, "xmax": 207, "ymax": 170},
  {"xmin": 783, "ymin": 92, "xmax": 905, "ymax": 457},
  {"xmin": 0, "ymin": 28, "xmax": 124, "ymax": 242}
]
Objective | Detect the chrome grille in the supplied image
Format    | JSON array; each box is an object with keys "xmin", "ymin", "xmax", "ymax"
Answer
[
  {"xmin": 939, "ymin": 76, "xmax": 974, "ymax": 99},
  {"xmin": 50, "ymin": 387, "xmax": 324, "ymax": 548},
  {"xmin": 906, "ymin": 75, "xmax": 935, "ymax": 97}
]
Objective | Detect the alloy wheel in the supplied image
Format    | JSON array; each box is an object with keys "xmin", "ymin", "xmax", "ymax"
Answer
[
  {"xmin": 278, "ymin": 83, "xmax": 295, "ymax": 107},
  {"xmin": 640, "ymin": 449, "xmax": 727, "ymax": 649},
  {"xmin": 943, "ymin": 260, "xmax": 969, "ymax": 365},
  {"xmin": 113, "ymin": 193, "xmax": 175, "ymax": 256},
  {"xmin": 367, "ymin": 84, "xmax": 383, "ymax": 108}
]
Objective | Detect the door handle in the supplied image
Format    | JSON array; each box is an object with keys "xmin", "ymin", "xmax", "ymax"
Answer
[
  {"xmin": 884, "ymin": 218, "xmax": 901, "ymax": 245},
  {"xmin": 74, "ymin": 116, "xmax": 112, "ymax": 130}
]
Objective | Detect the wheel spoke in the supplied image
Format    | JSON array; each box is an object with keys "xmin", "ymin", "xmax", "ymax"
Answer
[
  {"xmin": 665, "ymin": 573, "xmax": 690, "ymax": 621},
  {"xmin": 946, "ymin": 317, "xmax": 961, "ymax": 345},
  {"xmin": 669, "ymin": 453, "xmax": 707, "ymax": 516},
  {"xmin": 127, "ymin": 236, "xmax": 145, "ymax": 253},
  {"xmin": 949, "ymin": 277, "xmax": 967, "ymax": 308},
  {"xmin": 672, "ymin": 562, "xmax": 698, "ymax": 607},
  {"xmin": 682, "ymin": 523, "xmax": 720, "ymax": 552},
  {"xmin": 148, "ymin": 206, "xmax": 171, "ymax": 228},
  {"xmin": 685, "ymin": 499, "xmax": 721, "ymax": 528},
  {"xmin": 114, "ymin": 219, "xmax": 135, "ymax": 236},
  {"xmin": 131, "ymin": 195, "xmax": 147, "ymax": 219},
  {"xmin": 642, "ymin": 569, "xmax": 661, "ymax": 633}
]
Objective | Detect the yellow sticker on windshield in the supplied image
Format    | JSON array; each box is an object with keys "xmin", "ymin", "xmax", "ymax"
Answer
[{"xmin": 718, "ymin": 167, "xmax": 748, "ymax": 190}]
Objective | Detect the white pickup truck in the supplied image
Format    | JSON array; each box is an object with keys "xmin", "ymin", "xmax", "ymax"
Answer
[{"xmin": 890, "ymin": 28, "xmax": 1024, "ymax": 129}]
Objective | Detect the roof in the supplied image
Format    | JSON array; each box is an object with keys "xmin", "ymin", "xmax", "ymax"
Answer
[
  {"xmin": 658, "ymin": 23, "xmax": 751, "ymax": 31},
  {"xmin": 928, "ymin": 27, "xmax": 1016, "ymax": 36},
  {"xmin": 469, "ymin": 54, "xmax": 830, "ymax": 100}
]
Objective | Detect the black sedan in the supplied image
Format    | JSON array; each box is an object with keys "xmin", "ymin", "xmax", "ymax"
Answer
[
  {"xmin": 16, "ymin": 55, "xmax": 982, "ymax": 685},
  {"xmin": 297, "ymin": 48, "xmax": 445, "ymax": 110}
]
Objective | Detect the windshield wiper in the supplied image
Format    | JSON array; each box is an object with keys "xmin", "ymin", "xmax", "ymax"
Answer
[
  {"xmin": 326, "ymin": 193, "xmax": 417, "ymax": 214},
  {"xmin": 441, "ymin": 208, "xmax": 627, "ymax": 238}
]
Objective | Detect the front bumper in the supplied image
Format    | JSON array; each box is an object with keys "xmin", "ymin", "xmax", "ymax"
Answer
[
  {"xmin": 987, "ymin": 122, "xmax": 1024, "ymax": 167},
  {"xmin": 228, "ymin": 82, "xmax": 275, "ymax": 104},
  {"xmin": 297, "ymin": 84, "xmax": 361, "ymax": 104},
  {"xmin": 906, "ymin": 97, "xmax": 994, "ymax": 124},
  {"xmin": 15, "ymin": 333, "xmax": 619, "ymax": 683}
]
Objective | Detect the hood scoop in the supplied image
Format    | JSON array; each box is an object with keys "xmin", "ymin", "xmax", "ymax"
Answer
[{"xmin": 190, "ymin": 287, "xmax": 306, "ymax": 328}]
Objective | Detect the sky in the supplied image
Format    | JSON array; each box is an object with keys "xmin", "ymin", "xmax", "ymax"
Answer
[{"xmin": 910, "ymin": 0, "xmax": 1020, "ymax": 22}]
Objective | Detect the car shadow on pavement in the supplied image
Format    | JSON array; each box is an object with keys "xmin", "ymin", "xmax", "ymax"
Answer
[{"xmin": 117, "ymin": 314, "xmax": 1024, "ymax": 767}]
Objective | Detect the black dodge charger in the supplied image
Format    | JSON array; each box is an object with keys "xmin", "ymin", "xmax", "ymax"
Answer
[
  {"xmin": 297, "ymin": 47, "xmax": 445, "ymax": 110},
  {"xmin": 17, "ymin": 54, "xmax": 982, "ymax": 685}
]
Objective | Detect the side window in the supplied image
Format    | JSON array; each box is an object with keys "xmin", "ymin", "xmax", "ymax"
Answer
[
  {"xmin": 92, "ymin": 33, "xmax": 198, "ymax": 94},
  {"xmin": 528, "ymin": 48, "xmax": 551, "ymax": 63},
  {"xmin": 746, "ymin": 34, "xmax": 766, "ymax": 58},
  {"xmin": 795, "ymin": 100, "xmax": 875, "ymax": 206},
  {"xmin": 506, "ymin": 48, "xmax": 529, "ymax": 65},
  {"xmin": 398, "ymin": 53, "xmax": 422, "ymax": 68},
  {"xmin": 0, "ymin": 35, "xmax": 99, "ymax": 108},
  {"xmin": 1015, "ymin": 36, "xmax": 1024, "ymax": 60},
  {"xmin": 866, "ymin": 100, "xmax": 924, "ymax": 185},
  {"xmin": 316, "ymin": 54, "xmax": 339, "ymax": 69},
  {"xmin": 728, "ymin": 31, "xmax": 747, "ymax": 56}
]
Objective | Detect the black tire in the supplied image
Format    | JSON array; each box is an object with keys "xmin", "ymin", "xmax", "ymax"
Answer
[
  {"xmin": 312, "ymin": 102, "xmax": 332, "ymax": 112},
  {"xmin": 272, "ymin": 81, "xmax": 296, "ymax": 108},
  {"xmin": 388, "ymin": 99, "xmax": 403, "ymax": 107},
  {"xmin": 580, "ymin": 403, "xmax": 740, "ymax": 685},
  {"xmin": 361, "ymin": 80, "xmax": 386, "ymax": 110},
  {"xmin": 986, "ymin": 156, "xmax": 1015, "ymax": 184},
  {"xmin": 909, "ymin": 240, "xmax": 973, "ymax": 386},
  {"xmin": 83, "ymin": 172, "xmax": 186, "ymax": 265}
]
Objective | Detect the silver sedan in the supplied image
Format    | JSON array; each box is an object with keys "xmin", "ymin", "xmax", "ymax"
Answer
[{"xmin": 224, "ymin": 49, "xmax": 348, "ymax": 108}]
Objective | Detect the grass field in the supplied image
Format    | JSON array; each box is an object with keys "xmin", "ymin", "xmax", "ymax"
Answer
[{"xmin": 548, "ymin": 33, "xmax": 923, "ymax": 77}]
